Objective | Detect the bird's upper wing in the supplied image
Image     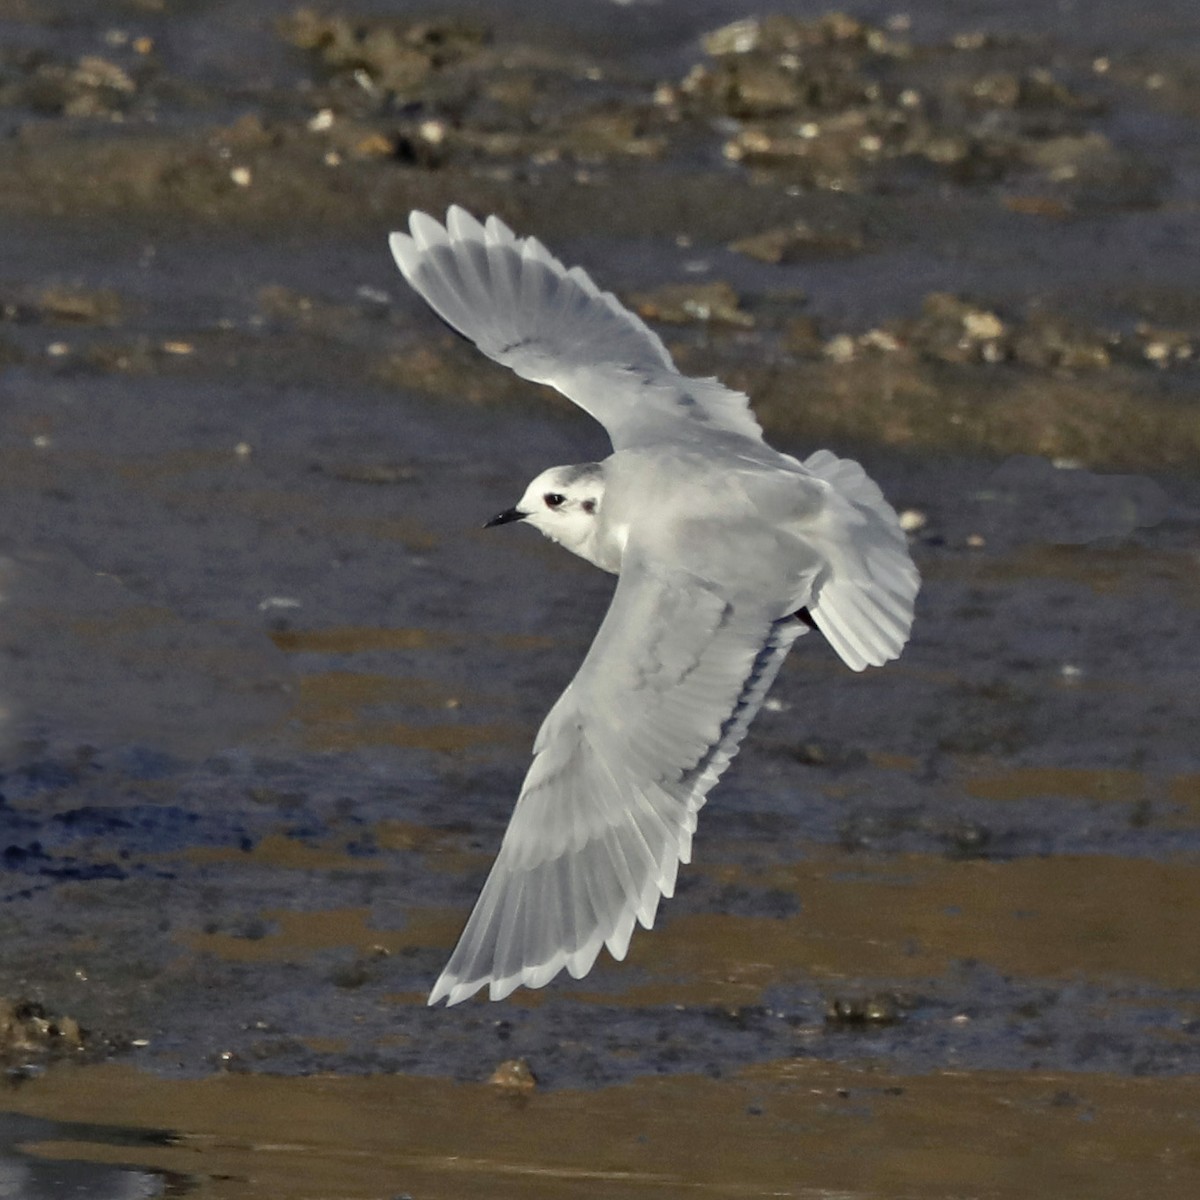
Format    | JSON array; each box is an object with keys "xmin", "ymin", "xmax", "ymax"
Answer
[
  {"xmin": 389, "ymin": 206, "xmax": 764, "ymax": 450},
  {"xmin": 428, "ymin": 552, "xmax": 802, "ymax": 1006}
]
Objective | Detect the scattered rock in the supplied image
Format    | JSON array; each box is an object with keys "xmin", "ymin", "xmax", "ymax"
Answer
[
  {"xmin": 790, "ymin": 740, "xmax": 867, "ymax": 770},
  {"xmin": 0, "ymin": 998, "xmax": 86, "ymax": 1063},
  {"xmin": 488, "ymin": 1057, "xmax": 537, "ymax": 1092},
  {"xmin": 730, "ymin": 221, "xmax": 864, "ymax": 263},
  {"xmin": 1011, "ymin": 315, "xmax": 1114, "ymax": 371},
  {"xmin": 37, "ymin": 285, "xmax": 124, "ymax": 326},
  {"xmin": 962, "ymin": 67, "xmax": 1102, "ymax": 115},
  {"xmin": 14, "ymin": 54, "xmax": 144, "ymax": 118},
  {"xmin": 812, "ymin": 292, "xmax": 1173, "ymax": 375},
  {"xmin": 906, "ymin": 292, "xmax": 1010, "ymax": 365},
  {"xmin": 1135, "ymin": 324, "xmax": 1194, "ymax": 369},
  {"xmin": 825, "ymin": 992, "xmax": 903, "ymax": 1026},
  {"xmin": 942, "ymin": 819, "xmax": 993, "ymax": 859},
  {"xmin": 279, "ymin": 8, "xmax": 489, "ymax": 100},
  {"xmin": 632, "ymin": 280, "xmax": 753, "ymax": 328},
  {"xmin": 777, "ymin": 315, "xmax": 822, "ymax": 358},
  {"xmin": 667, "ymin": 11, "xmax": 1146, "ymax": 204},
  {"xmin": 702, "ymin": 13, "xmax": 892, "ymax": 58}
]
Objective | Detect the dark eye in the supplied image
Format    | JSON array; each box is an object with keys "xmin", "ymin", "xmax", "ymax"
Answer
[
  {"xmin": 543, "ymin": 493, "xmax": 565, "ymax": 508},
  {"xmin": 581, "ymin": 498, "xmax": 596, "ymax": 514}
]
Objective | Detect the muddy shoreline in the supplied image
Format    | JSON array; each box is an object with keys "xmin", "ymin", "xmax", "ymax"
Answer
[{"xmin": 1, "ymin": 2, "xmax": 1198, "ymax": 1196}]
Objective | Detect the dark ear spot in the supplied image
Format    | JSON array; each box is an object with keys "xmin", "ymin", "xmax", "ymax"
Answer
[{"xmin": 581, "ymin": 498, "xmax": 596, "ymax": 514}]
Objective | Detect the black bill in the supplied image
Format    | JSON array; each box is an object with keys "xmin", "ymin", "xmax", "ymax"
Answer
[{"xmin": 483, "ymin": 507, "xmax": 528, "ymax": 529}]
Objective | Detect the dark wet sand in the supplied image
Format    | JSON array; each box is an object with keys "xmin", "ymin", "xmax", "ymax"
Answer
[
  {"xmin": 1, "ymin": 1, "xmax": 1198, "ymax": 1196},
  {"xmin": 3, "ymin": 1061, "xmax": 1198, "ymax": 1198}
]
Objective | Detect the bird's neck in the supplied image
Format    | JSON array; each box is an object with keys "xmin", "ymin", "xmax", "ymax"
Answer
[{"xmin": 556, "ymin": 521, "xmax": 626, "ymax": 575}]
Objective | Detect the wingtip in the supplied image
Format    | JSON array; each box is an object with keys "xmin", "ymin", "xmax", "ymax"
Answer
[
  {"xmin": 519, "ymin": 958, "xmax": 560, "ymax": 992},
  {"xmin": 388, "ymin": 230, "xmax": 419, "ymax": 279},
  {"xmin": 565, "ymin": 933, "xmax": 605, "ymax": 981},
  {"xmin": 408, "ymin": 208, "xmax": 449, "ymax": 251},
  {"xmin": 605, "ymin": 907, "xmax": 638, "ymax": 961},
  {"xmin": 429, "ymin": 974, "xmax": 486, "ymax": 1007},
  {"xmin": 430, "ymin": 945, "xmax": 601, "ymax": 1006},
  {"xmin": 487, "ymin": 974, "xmax": 522, "ymax": 1003},
  {"xmin": 446, "ymin": 204, "xmax": 486, "ymax": 244},
  {"xmin": 484, "ymin": 212, "xmax": 517, "ymax": 245}
]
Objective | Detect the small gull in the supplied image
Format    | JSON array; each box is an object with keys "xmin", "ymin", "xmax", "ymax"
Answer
[{"xmin": 389, "ymin": 207, "xmax": 920, "ymax": 1006}]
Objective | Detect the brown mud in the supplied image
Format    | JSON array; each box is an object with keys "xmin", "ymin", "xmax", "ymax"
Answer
[{"xmin": 1, "ymin": 2, "xmax": 1198, "ymax": 1197}]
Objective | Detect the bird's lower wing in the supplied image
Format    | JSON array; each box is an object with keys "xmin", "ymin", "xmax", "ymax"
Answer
[
  {"xmin": 428, "ymin": 557, "xmax": 802, "ymax": 1006},
  {"xmin": 390, "ymin": 206, "xmax": 764, "ymax": 449}
]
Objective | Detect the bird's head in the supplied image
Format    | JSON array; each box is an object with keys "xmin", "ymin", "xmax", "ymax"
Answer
[{"xmin": 486, "ymin": 463, "xmax": 605, "ymax": 557}]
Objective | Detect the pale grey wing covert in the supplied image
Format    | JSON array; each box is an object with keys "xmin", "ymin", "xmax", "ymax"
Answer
[
  {"xmin": 389, "ymin": 206, "xmax": 764, "ymax": 449},
  {"xmin": 428, "ymin": 553, "xmax": 804, "ymax": 1006}
]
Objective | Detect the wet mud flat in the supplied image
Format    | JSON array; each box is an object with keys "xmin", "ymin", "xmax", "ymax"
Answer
[{"xmin": 1, "ymin": 1, "xmax": 1199, "ymax": 1197}]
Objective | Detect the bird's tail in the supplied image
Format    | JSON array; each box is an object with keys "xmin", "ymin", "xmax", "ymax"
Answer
[{"xmin": 800, "ymin": 449, "xmax": 920, "ymax": 671}]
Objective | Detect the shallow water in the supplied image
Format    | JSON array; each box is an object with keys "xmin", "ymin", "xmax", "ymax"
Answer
[{"xmin": 1, "ymin": 1, "xmax": 1199, "ymax": 1196}]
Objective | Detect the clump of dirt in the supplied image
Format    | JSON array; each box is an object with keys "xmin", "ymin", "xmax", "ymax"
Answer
[
  {"xmin": 279, "ymin": 8, "xmax": 490, "ymax": 100},
  {"xmin": 803, "ymin": 291, "xmax": 1197, "ymax": 375},
  {"xmin": 730, "ymin": 220, "xmax": 866, "ymax": 263},
  {"xmin": 659, "ymin": 11, "xmax": 1153, "ymax": 208},
  {"xmin": 825, "ymin": 992, "xmax": 905, "ymax": 1026},
  {"xmin": 0, "ymin": 999, "xmax": 86, "ymax": 1066},
  {"xmin": 0, "ymin": 30, "xmax": 159, "ymax": 121},
  {"xmin": 0, "ymin": 6, "xmax": 1192, "ymax": 474},
  {"xmin": 2, "ymin": 284, "xmax": 125, "ymax": 326},
  {"xmin": 373, "ymin": 338, "xmax": 547, "ymax": 408},
  {"xmin": 693, "ymin": 346, "xmax": 1200, "ymax": 469},
  {"xmin": 30, "ymin": 56, "xmax": 139, "ymax": 118},
  {"xmin": 488, "ymin": 1057, "xmax": 537, "ymax": 1092},
  {"xmin": 0, "ymin": 6, "xmax": 1172, "ymax": 233},
  {"xmin": 278, "ymin": 7, "xmax": 664, "ymax": 171},
  {"xmin": 631, "ymin": 280, "xmax": 755, "ymax": 328}
]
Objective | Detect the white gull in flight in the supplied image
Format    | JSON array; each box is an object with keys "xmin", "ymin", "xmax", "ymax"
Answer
[{"xmin": 389, "ymin": 207, "xmax": 919, "ymax": 1006}]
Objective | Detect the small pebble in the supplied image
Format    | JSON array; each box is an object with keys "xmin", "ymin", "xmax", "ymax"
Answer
[{"xmin": 488, "ymin": 1058, "xmax": 537, "ymax": 1092}]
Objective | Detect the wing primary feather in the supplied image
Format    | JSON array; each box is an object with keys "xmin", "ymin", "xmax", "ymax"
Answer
[
  {"xmin": 408, "ymin": 210, "xmax": 450, "ymax": 251},
  {"xmin": 586, "ymin": 730, "xmax": 679, "ymax": 891},
  {"xmin": 445, "ymin": 203, "xmax": 487, "ymax": 243},
  {"xmin": 564, "ymin": 855, "xmax": 596, "ymax": 965},
  {"xmin": 484, "ymin": 212, "xmax": 516, "ymax": 244},
  {"xmin": 387, "ymin": 232, "xmax": 420, "ymax": 278},
  {"xmin": 483, "ymin": 236, "xmax": 522, "ymax": 328},
  {"xmin": 488, "ymin": 870, "xmax": 528, "ymax": 995},
  {"xmin": 601, "ymin": 823, "xmax": 648, "ymax": 919},
  {"xmin": 445, "ymin": 225, "xmax": 497, "ymax": 318},
  {"xmin": 579, "ymin": 837, "xmax": 625, "ymax": 960},
  {"xmin": 607, "ymin": 902, "xmax": 639, "ymax": 962},
  {"xmin": 516, "ymin": 867, "xmax": 551, "ymax": 990},
  {"xmin": 553, "ymin": 853, "xmax": 579, "ymax": 958},
  {"xmin": 389, "ymin": 208, "xmax": 765, "ymax": 446},
  {"xmin": 406, "ymin": 246, "xmax": 480, "ymax": 338},
  {"xmin": 532, "ymin": 859, "xmax": 565, "ymax": 980},
  {"xmin": 637, "ymin": 889, "xmax": 663, "ymax": 932},
  {"xmin": 509, "ymin": 859, "xmax": 542, "ymax": 988}
]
